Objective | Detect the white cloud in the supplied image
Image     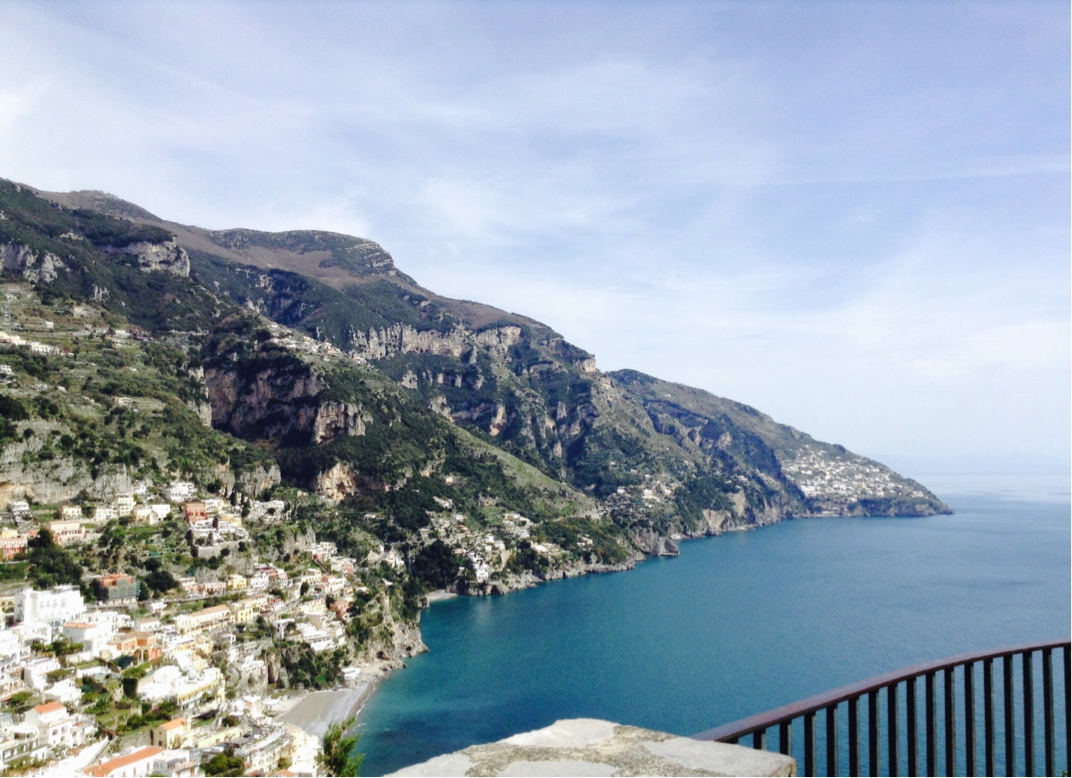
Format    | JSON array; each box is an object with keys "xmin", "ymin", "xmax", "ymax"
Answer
[{"xmin": 0, "ymin": 0, "xmax": 1067, "ymax": 469}]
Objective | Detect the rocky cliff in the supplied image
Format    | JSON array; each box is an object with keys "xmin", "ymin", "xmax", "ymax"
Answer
[{"xmin": 4, "ymin": 177, "xmax": 951, "ymax": 552}]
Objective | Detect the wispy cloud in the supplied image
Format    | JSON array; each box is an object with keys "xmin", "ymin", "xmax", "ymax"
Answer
[{"xmin": 0, "ymin": 0, "xmax": 1067, "ymax": 466}]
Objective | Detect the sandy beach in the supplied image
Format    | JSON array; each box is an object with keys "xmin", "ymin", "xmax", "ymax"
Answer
[{"xmin": 278, "ymin": 680, "xmax": 378, "ymax": 738}]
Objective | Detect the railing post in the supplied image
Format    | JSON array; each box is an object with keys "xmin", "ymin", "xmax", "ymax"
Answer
[
  {"xmin": 1064, "ymin": 644, "xmax": 1070, "ymax": 776},
  {"xmin": 826, "ymin": 704, "xmax": 838, "ymax": 777},
  {"xmin": 849, "ymin": 695, "xmax": 860, "ymax": 777},
  {"xmin": 944, "ymin": 666, "xmax": 957, "ymax": 777},
  {"xmin": 804, "ymin": 712, "xmax": 816, "ymax": 777},
  {"xmin": 1042, "ymin": 647, "xmax": 1054, "ymax": 778},
  {"xmin": 1023, "ymin": 651, "xmax": 1034, "ymax": 776},
  {"xmin": 964, "ymin": 660, "xmax": 976, "ymax": 777},
  {"xmin": 779, "ymin": 719, "xmax": 792, "ymax": 757},
  {"xmin": 888, "ymin": 683, "xmax": 899, "ymax": 777},
  {"xmin": 907, "ymin": 676, "xmax": 918, "ymax": 777},
  {"xmin": 925, "ymin": 671, "xmax": 937, "ymax": 777},
  {"xmin": 869, "ymin": 690, "xmax": 879, "ymax": 777},
  {"xmin": 753, "ymin": 728, "xmax": 766, "ymax": 750},
  {"xmin": 984, "ymin": 657, "xmax": 995, "ymax": 777},
  {"xmin": 1004, "ymin": 653, "xmax": 1015, "ymax": 777}
]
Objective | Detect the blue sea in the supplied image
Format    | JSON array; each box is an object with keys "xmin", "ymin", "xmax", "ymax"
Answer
[{"xmin": 356, "ymin": 474, "xmax": 1071, "ymax": 775}]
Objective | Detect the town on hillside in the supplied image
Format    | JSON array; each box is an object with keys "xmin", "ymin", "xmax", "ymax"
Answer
[{"xmin": 0, "ymin": 454, "xmax": 566, "ymax": 778}]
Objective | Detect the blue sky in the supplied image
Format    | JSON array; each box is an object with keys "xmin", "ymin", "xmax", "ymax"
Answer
[{"xmin": 1, "ymin": 1, "xmax": 1068, "ymax": 475}]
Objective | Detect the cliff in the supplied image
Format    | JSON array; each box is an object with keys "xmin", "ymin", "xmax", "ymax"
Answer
[{"xmin": 2, "ymin": 177, "xmax": 950, "ymax": 556}]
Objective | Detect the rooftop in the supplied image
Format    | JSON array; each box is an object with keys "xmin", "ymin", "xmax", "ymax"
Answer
[{"xmin": 86, "ymin": 746, "xmax": 164, "ymax": 777}]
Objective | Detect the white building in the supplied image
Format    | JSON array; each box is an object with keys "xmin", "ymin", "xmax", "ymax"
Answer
[
  {"xmin": 114, "ymin": 493, "xmax": 136, "ymax": 517},
  {"xmin": 58, "ymin": 506, "xmax": 83, "ymax": 521},
  {"xmin": 15, "ymin": 587, "xmax": 85, "ymax": 630},
  {"xmin": 23, "ymin": 657, "xmax": 61, "ymax": 691},
  {"xmin": 137, "ymin": 666, "xmax": 224, "ymax": 712},
  {"xmin": 151, "ymin": 748, "xmax": 197, "ymax": 777},
  {"xmin": 86, "ymin": 745, "xmax": 164, "ymax": 778},
  {"xmin": 150, "ymin": 503, "xmax": 172, "ymax": 521},
  {"xmin": 164, "ymin": 482, "xmax": 196, "ymax": 504},
  {"xmin": 63, "ymin": 620, "xmax": 115, "ymax": 658},
  {"xmin": 93, "ymin": 506, "xmax": 118, "ymax": 522}
]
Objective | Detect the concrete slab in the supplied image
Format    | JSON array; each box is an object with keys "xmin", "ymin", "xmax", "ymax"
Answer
[
  {"xmin": 503, "ymin": 718, "xmax": 618, "ymax": 749},
  {"xmin": 644, "ymin": 736, "xmax": 797, "ymax": 776},
  {"xmin": 389, "ymin": 752, "xmax": 475, "ymax": 776},
  {"xmin": 498, "ymin": 759, "xmax": 618, "ymax": 776}
]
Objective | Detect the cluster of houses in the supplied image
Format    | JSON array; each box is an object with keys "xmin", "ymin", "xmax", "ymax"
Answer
[
  {"xmin": 781, "ymin": 444, "xmax": 930, "ymax": 501},
  {"xmin": 0, "ymin": 473, "xmax": 372, "ymax": 775},
  {"xmin": 420, "ymin": 507, "xmax": 558, "ymax": 585},
  {"xmin": 0, "ymin": 429, "xmax": 576, "ymax": 776},
  {"xmin": 0, "ymin": 329, "xmax": 65, "ymax": 357},
  {"xmin": 0, "ymin": 562, "xmax": 340, "ymax": 775},
  {"xmin": 0, "ymin": 482, "xmax": 292, "ymax": 565}
]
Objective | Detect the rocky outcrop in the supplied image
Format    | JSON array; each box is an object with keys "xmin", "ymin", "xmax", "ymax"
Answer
[
  {"xmin": 312, "ymin": 401, "xmax": 370, "ymax": 444},
  {"xmin": 0, "ymin": 449, "xmax": 280, "ymax": 509},
  {"xmin": 352, "ymin": 324, "xmax": 472, "ymax": 360},
  {"xmin": 187, "ymin": 400, "xmax": 213, "ymax": 427},
  {"xmin": 352, "ymin": 323, "xmax": 530, "ymax": 363},
  {"xmin": 206, "ymin": 365, "xmax": 325, "ymax": 443},
  {"xmin": 106, "ymin": 239, "xmax": 190, "ymax": 277},
  {"xmin": 209, "ymin": 462, "xmax": 282, "ymax": 499},
  {"xmin": 314, "ymin": 462, "xmax": 361, "ymax": 503},
  {"xmin": 1, "ymin": 243, "xmax": 67, "ymax": 283},
  {"xmin": 207, "ymin": 360, "xmax": 373, "ymax": 448},
  {"xmin": 630, "ymin": 529, "xmax": 680, "ymax": 557}
]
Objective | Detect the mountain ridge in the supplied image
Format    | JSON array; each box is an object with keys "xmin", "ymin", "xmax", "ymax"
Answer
[{"xmin": 3, "ymin": 178, "xmax": 950, "ymax": 557}]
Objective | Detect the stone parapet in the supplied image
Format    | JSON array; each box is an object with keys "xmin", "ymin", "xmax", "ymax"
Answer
[{"xmin": 388, "ymin": 718, "xmax": 796, "ymax": 777}]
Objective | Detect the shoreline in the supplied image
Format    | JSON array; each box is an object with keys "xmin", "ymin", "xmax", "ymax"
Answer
[
  {"xmin": 277, "ymin": 673, "xmax": 385, "ymax": 738},
  {"xmin": 350, "ymin": 510, "xmax": 966, "ymax": 747}
]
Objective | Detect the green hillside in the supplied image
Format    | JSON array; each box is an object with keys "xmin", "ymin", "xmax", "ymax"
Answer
[{"xmin": 4, "ymin": 177, "xmax": 950, "ymax": 565}]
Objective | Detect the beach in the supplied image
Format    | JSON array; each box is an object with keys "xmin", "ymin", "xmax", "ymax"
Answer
[{"xmin": 278, "ymin": 679, "xmax": 379, "ymax": 738}]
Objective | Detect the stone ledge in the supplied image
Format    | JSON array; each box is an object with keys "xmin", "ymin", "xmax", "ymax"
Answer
[{"xmin": 387, "ymin": 718, "xmax": 797, "ymax": 777}]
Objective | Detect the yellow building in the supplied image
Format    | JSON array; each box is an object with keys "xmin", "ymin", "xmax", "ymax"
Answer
[
  {"xmin": 227, "ymin": 599, "xmax": 258, "ymax": 624},
  {"xmin": 174, "ymin": 604, "xmax": 233, "ymax": 636},
  {"xmin": 225, "ymin": 573, "xmax": 247, "ymax": 591},
  {"xmin": 150, "ymin": 717, "xmax": 187, "ymax": 749}
]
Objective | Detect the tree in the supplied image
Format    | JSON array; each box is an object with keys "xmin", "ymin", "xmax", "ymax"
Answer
[
  {"xmin": 411, "ymin": 539, "xmax": 461, "ymax": 590},
  {"xmin": 317, "ymin": 716, "xmax": 364, "ymax": 776},
  {"xmin": 203, "ymin": 748, "xmax": 245, "ymax": 777},
  {"xmin": 26, "ymin": 530, "xmax": 84, "ymax": 588}
]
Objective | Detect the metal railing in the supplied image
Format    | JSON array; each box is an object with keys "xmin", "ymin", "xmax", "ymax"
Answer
[{"xmin": 694, "ymin": 639, "xmax": 1070, "ymax": 776}]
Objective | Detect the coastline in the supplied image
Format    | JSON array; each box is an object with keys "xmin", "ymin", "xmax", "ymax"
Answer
[
  {"xmin": 277, "ymin": 674, "xmax": 384, "ymax": 738},
  {"xmin": 351, "ymin": 512, "xmax": 945, "ymax": 732}
]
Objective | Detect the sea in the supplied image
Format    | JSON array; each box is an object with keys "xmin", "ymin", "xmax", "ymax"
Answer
[{"xmin": 355, "ymin": 473, "xmax": 1071, "ymax": 776}]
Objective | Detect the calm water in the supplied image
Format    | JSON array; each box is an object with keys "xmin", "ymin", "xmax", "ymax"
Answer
[{"xmin": 357, "ymin": 474, "xmax": 1071, "ymax": 775}]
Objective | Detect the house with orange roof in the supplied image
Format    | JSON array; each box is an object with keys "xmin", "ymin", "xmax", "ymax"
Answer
[
  {"xmin": 149, "ymin": 717, "xmax": 187, "ymax": 749},
  {"xmin": 85, "ymin": 745, "xmax": 163, "ymax": 777},
  {"xmin": 24, "ymin": 700, "xmax": 93, "ymax": 750}
]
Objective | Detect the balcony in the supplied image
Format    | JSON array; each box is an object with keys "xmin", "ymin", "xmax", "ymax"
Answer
[
  {"xmin": 694, "ymin": 639, "xmax": 1071, "ymax": 777},
  {"xmin": 387, "ymin": 639, "xmax": 1069, "ymax": 776}
]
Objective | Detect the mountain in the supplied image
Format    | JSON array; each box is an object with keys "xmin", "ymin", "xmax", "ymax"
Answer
[{"xmin": 0, "ymin": 178, "xmax": 949, "ymax": 577}]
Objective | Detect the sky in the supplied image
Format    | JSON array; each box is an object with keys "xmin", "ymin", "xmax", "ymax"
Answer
[{"xmin": 0, "ymin": 1, "xmax": 1068, "ymax": 476}]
